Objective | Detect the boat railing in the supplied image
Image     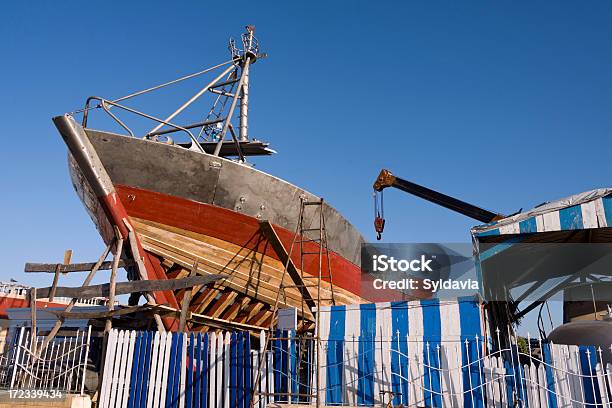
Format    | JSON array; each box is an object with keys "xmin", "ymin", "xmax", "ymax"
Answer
[
  {"xmin": 66, "ymin": 27, "xmax": 264, "ymax": 161},
  {"xmin": 0, "ymin": 284, "xmax": 29, "ymax": 296},
  {"xmin": 79, "ymin": 96, "xmax": 205, "ymax": 154},
  {"xmin": 0, "ymin": 283, "xmax": 115, "ymax": 307}
]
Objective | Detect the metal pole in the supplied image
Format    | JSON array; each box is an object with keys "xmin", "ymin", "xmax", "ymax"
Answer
[
  {"xmin": 30, "ymin": 288, "xmax": 37, "ymax": 355},
  {"xmin": 239, "ymin": 61, "xmax": 250, "ymax": 141},
  {"xmin": 113, "ymin": 60, "xmax": 234, "ymax": 104},
  {"xmin": 213, "ymin": 58, "xmax": 250, "ymax": 156},
  {"xmin": 80, "ymin": 326, "xmax": 92, "ymax": 395},
  {"xmin": 148, "ymin": 63, "xmax": 236, "ymax": 135}
]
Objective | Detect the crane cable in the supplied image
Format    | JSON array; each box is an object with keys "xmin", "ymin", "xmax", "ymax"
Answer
[{"xmin": 374, "ymin": 189, "xmax": 385, "ymax": 240}]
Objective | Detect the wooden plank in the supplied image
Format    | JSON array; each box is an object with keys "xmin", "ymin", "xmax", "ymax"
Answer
[
  {"xmin": 154, "ymin": 331, "xmax": 167, "ymax": 408},
  {"xmin": 209, "ymin": 332, "xmax": 217, "ymax": 408},
  {"xmin": 192, "ymin": 287, "xmax": 221, "ymax": 315},
  {"xmin": 220, "ymin": 296, "xmax": 250, "ymax": 321},
  {"xmin": 146, "ymin": 235, "xmax": 312, "ymax": 312},
  {"xmin": 134, "ymin": 216, "xmax": 355, "ymax": 302},
  {"xmin": 133, "ymin": 218, "xmax": 358, "ymax": 307},
  {"xmin": 236, "ymin": 303, "xmax": 264, "ymax": 324},
  {"xmin": 223, "ymin": 332, "xmax": 231, "ymax": 408},
  {"xmin": 63, "ymin": 249, "xmax": 73, "ymax": 265},
  {"xmin": 157, "ymin": 305, "xmax": 267, "ymax": 333},
  {"xmin": 47, "ymin": 304, "xmax": 160, "ymax": 319},
  {"xmin": 257, "ymin": 221, "xmax": 316, "ymax": 312},
  {"xmin": 99, "ymin": 329, "xmax": 118, "ymax": 408},
  {"xmin": 214, "ymin": 333, "xmax": 223, "ymax": 408},
  {"xmin": 248, "ymin": 309, "xmax": 271, "ymax": 327},
  {"xmin": 139, "ymin": 231, "xmax": 346, "ymax": 314},
  {"xmin": 194, "ymin": 334, "xmax": 202, "ymax": 408},
  {"xmin": 159, "ymin": 332, "xmax": 173, "ymax": 408},
  {"xmin": 123, "ymin": 221, "xmax": 166, "ymax": 332},
  {"xmin": 179, "ymin": 260, "xmax": 198, "ymax": 332},
  {"xmin": 36, "ymin": 274, "xmax": 225, "ymax": 299},
  {"xmin": 48, "ymin": 263, "xmax": 62, "ymax": 301},
  {"xmin": 147, "ymin": 332, "xmax": 161, "ymax": 408},
  {"xmin": 24, "ymin": 259, "xmax": 134, "ymax": 273},
  {"xmin": 120, "ymin": 330, "xmax": 136, "ymax": 408},
  {"xmin": 39, "ymin": 242, "xmax": 112, "ymax": 353},
  {"xmin": 106, "ymin": 236, "xmax": 124, "ymax": 333},
  {"xmin": 108, "ymin": 330, "xmax": 124, "ymax": 408},
  {"xmin": 179, "ymin": 333, "xmax": 187, "ymax": 408},
  {"xmin": 49, "ymin": 248, "xmax": 74, "ymax": 301},
  {"xmin": 191, "ymin": 287, "xmax": 218, "ymax": 313},
  {"xmin": 207, "ymin": 291, "xmax": 238, "ymax": 319}
]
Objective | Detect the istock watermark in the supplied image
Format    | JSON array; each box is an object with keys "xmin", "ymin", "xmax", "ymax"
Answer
[
  {"xmin": 361, "ymin": 243, "xmax": 479, "ymax": 301},
  {"xmin": 360, "ymin": 242, "xmax": 612, "ymax": 303}
]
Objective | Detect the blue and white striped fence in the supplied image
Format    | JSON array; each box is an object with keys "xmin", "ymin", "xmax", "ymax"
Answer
[
  {"xmin": 99, "ymin": 301, "xmax": 612, "ymax": 408},
  {"xmin": 99, "ymin": 330, "xmax": 274, "ymax": 408},
  {"xmin": 265, "ymin": 328, "xmax": 612, "ymax": 408}
]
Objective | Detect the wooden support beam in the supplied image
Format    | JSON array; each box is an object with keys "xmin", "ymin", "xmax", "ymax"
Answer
[
  {"xmin": 179, "ymin": 260, "xmax": 198, "ymax": 332},
  {"xmin": 39, "ymin": 243, "xmax": 112, "ymax": 354},
  {"xmin": 49, "ymin": 249, "xmax": 72, "ymax": 302},
  {"xmin": 48, "ymin": 264, "xmax": 62, "ymax": 302},
  {"xmin": 36, "ymin": 274, "xmax": 225, "ymax": 299},
  {"xmin": 48, "ymin": 250, "xmax": 72, "ymax": 302},
  {"xmin": 190, "ymin": 287, "xmax": 215, "ymax": 311},
  {"xmin": 248, "ymin": 309, "xmax": 271, "ymax": 327},
  {"xmin": 235, "ymin": 302, "xmax": 264, "ymax": 323},
  {"xmin": 220, "ymin": 296, "xmax": 250, "ymax": 321},
  {"xmin": 258, "ymin": 220, "xmax": 317, "ymax": 312},
  {"xmin": 48, "ymin": 304, "xmax": 159, "ymax": 319},
  {"xmin": 156, "ymin": 305, "xmax": 266, "ymax": 333},
  {"xmin": 207, "ymin": 291, "xmax": 238, "ymax": 319},
  {"xmin": 192, "ymin": 287, "xmax": 221, "ymax": 314},
  {"xmin": 25, "ymin": 259, "xmax": 134, "ymax": 273},
  {"xmin": 63, "ymin": 250, "xmax": 73, "ymax": 265},
  {"xmin": 124, "ymin": 223, "xmax": 165, "ymax": 333},
  {"xmin": 106, "ymin": 235, "xmax": 123, "ymax": 333}
]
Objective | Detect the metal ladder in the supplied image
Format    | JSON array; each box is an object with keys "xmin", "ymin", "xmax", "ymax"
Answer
[
  {"xmin": 252, "ymin": 197, "xmax": 336, "ymax": 408},
  {"xmin": 294, "ymin": 198, "xmax": 336, "ymax": 318},
  {"xmin": 296, "ymin": 198, "xmax": 336, "ymax": 408}
]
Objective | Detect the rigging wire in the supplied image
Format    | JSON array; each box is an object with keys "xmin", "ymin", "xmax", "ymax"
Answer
[{"xmin": 70, "ymin": 59, "xmax": 235, "ymax": 115}]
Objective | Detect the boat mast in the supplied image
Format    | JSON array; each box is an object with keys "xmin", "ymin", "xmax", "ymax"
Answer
[
  {"xmin": 239, "ymin": 26, "xmax": 256, "ymax": 142},
  {"xmin": 76, "ymin": 26, "xmax": 269, "ymax": 157}
]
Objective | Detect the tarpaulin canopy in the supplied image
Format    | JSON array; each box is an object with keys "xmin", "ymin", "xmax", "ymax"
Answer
[
  {"xmin": 470, "ymin": 188, "xmax": 612, "ymax": 324},
  {"xmin": 472, "ymin": 188, "xmax": 612, "ymax": 237}
]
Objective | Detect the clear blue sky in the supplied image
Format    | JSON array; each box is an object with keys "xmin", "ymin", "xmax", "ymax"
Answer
[{"xmin": 1, "ymin": 1, "xmax": 611, "ymax": 334}]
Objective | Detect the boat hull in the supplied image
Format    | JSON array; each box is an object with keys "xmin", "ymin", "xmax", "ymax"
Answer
[{"xmin": 57, "ymin": 116, "xmax": 371, "ymax": 330}]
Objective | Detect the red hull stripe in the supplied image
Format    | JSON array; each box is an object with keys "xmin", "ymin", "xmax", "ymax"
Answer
[
  {"xmin": 0, "ymin": 298, "xmax": 76, "ymax": 319},
  {"xmin": 100, "ymin": 191, "xmax": 180, "ymax": 330},
  {"xmin": 115, "ymin": 184, "xmax": 364, "ymax": 297}
]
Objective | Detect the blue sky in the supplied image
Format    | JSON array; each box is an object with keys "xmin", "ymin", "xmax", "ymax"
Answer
[{"xmin": 1, "ymin": 1, "xmax": 611, "ymax": 334}]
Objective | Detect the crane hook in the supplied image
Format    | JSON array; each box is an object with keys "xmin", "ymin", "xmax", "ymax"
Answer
[
  {"xmin": 374, "ymin": 190, "xmax": 385, "ymax": 240},
  {"xmin": 374, "ymin": 215, "xmax": 385, "ymax": 240}
]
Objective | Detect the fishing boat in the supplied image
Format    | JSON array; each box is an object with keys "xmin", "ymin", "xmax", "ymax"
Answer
[{"xmin": 53, "ymin": 27, "xmax": 387, "ymax": 332}]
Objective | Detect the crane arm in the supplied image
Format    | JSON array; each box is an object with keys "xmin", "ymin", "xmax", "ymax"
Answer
[{"xmin": 373, "ymin": 169, "xmax": 504, "ymax": 239}]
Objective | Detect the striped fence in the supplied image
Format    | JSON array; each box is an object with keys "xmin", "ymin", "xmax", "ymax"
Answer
[
  {"xmin": 299, "ymin": 330, "xmax": 612, "ymax": 407},
  {"xmin": 99, "ymin": 329, "xmax": 275, "ymax": 408},
  {"xmin": 99, "ymin": 301, "xmax": 612, "ymax": 408},
  {"xmin": 0, "ymin": 326, "xmax": 92, "ymax": 393}
]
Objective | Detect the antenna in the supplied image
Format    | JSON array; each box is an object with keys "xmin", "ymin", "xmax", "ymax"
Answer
[{"xmin": 235, "ymin": 25, "xmax": 259, "ymax": 141}]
